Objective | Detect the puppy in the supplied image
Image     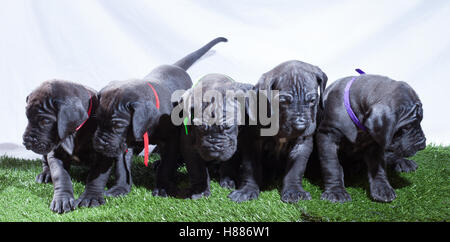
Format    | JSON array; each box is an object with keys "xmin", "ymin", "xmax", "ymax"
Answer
[
  {"xmin": 93, "ymin": 37, "xmax": 227, "ymax": 197},
  {"xmin": 316, "ymin": 73, "xmax": 426, "ymax": 203},
  {"xmin": 174, "ymin": 73, "xmax": 254, "ymax": 198},
  {"xmin": 229, "ymin": 60, "xmax": 328, "ymax": 203},
  {"xmin": 23, "ymin": 80, "xmax": 131, "ymax": 213}
]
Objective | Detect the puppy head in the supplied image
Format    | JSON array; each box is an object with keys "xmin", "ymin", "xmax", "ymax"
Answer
[
  {"xmin": 388, "ymin": 102, "xmax": 426, "ymax": 157},
  {"xmin": 255, "ymin": 60, "xmax": 327, "ymax": 139},
  {"xmin": 93, "ymin": 81, "xmax": 160, "ymax": 157},
  {"xmin": 181, "ymin": 76, "xmax": 249, "ymax": 161},
  {"xmin": 364, "ymin": 83, "xmax": 426, "ymax": 157},
  {"xmin": 23, "ymin": 80, "xmax": 91, "ymax": 155},
  {"xmin": 192, "ymin": 100, "xmax": 240, "ymax": 162}
]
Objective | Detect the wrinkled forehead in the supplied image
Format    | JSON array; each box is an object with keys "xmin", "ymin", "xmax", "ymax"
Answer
[
  {"xmin": 98, "ymin": 87, "xmax": 132, "ymax": 115},
  {"xmin": 396, "ymin": 101, "xmax": 424, "ymax": 125},
  {"xmin": 26, "ymin": 91, "xmax": 55, "ymax": 117},
  {"xmin": 195, "ymin": 94, "xmax": 246, "ymax": 123},
  {"xmin": 98, "ymin": 93, "xmax": 119, "ymax": 114},
  {"xmin": 26, "ymin": 103, "xmax": 48, "ymax": 120},
  {"xmin": 274, "ymin": 73, "xmax": 318, "ymax": 96}
]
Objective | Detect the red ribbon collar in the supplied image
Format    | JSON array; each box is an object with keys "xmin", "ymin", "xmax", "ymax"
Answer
[
  {"xmin": 75, "ymin": 96, "xmax": 93, "ymax": 131},
  {"xmin": 143, "ymin": 83, "xmax": 160, "ymax": 167}
]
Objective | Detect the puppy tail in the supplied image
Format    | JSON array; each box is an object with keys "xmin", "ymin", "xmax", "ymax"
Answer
[{"xmin": 174, "ymin": 37, "xmax": 228, "ymax": 71}]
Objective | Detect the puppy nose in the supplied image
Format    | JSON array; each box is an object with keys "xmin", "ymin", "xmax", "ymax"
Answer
[
  {"xmin": 417, "ymin": 139, "xmax": 426, "ymax": 150},
  {"xmin": 23, "ymin": 141, "xmax": 31, "ymax": 149},
  {"xmin": 23, "ymin": 135, "xmax": 37, "ymax": 144},
  {"xmin": 293, "ymin": 117, "xmax": 307, "ymax": 131},
  {"xmin": 23, "ymin": 135, "xmax": 37, "ymax": 149},
  {"xmin": 95, "ymin": 137, "xmax": 107, "ymax": 145}
]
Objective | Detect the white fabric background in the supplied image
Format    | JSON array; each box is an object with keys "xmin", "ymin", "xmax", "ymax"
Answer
[{"xmin": 1, "ymin": 0, "xmax": 449, "ymax": 158}]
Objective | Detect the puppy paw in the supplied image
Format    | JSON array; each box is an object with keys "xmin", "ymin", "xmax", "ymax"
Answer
[
  {"xmin": 228, "ymin": 187, "xmax": 259, "ymax": 203},
  {"xmin": 152, "ymin": 188, "xmax": 168, "ymax": 197},
  {"xmin": 393, "ymin": 158, "xmax": 418, "ymax": 173},
  {"xmin": 75, "ymin": 193, "xmax": 105, "ymax": 208},
  {"xmin": 190, "ymin": 190, "xmax": 211, "ymax": 200},
  {"xmin": 104, "ymin": 185, "xmax": 131, "ymax": 197},
  {"xmin": 50, "ymin": 195, "xmax": 75, "ymax": 214},
  {"xmin": 36, "ymin": 170, "xmax": 52, "ymax": 184},
  {"xmin": 219, "ymin": 177, "xmax": 236, "ymax": 190},
  {"xmin": 281, "ymin": 188, "xmax": 311, "ymax": 203},
  {"xmin": 152, "ymin": 186, "xmax": 179, "ymax": 197},
  {"xmin": 370, "ymin": 183, "xmax": 396, "ymax": 202},
  {"xmin": 321, "ymin": 188, "xmax": 352, "ymax": 203}
]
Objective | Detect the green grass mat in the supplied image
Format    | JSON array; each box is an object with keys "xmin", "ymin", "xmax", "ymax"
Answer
[{"xmin": 0, "ymin": 146, "xmax": 448, "ymax": 222}]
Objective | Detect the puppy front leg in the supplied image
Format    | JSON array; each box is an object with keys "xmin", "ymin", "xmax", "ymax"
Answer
[
  {"xmin": 105, "ymin": 149, "xmax": 133, "ymax": 197},
  {"xmin": 185, "ymin": 152, "xmax": 211, "ymax": 199},
  {"xmin": 76, "ymin": 157, "xmax": 113, "ymax": 208},
  {"xmin": 47, "ymin": 151, "xmax": 75, "ymax": 213},
  {"xmin": 153, "ymin": 141, "xmax": 179, "ymax": 197},
  {"xmin": 316, "ymin": 131, "xmax": 351, "ymax": 202},
  {"xmin": 219, "ymin": 154, "xmax": 239, "ymax": 189},
  {"xmin": 281, "ymin": 136, "xmax": 313, "ymax": 203},
  {"xmin": 366, "ymin": 148, "xmax": 396, "ymax": 202},
  {"xmin": 36, "ymin": 155, "xmax": 52, "ymax": 184},
  {"xmin": 228, "ymin": 145, "xmax": 260, "ymax": 203}
]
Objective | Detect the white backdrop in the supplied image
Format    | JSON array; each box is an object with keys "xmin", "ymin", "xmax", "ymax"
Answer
[{"xmin": 1, "ymin": 0, "xmax": 449, "ymax": 158}]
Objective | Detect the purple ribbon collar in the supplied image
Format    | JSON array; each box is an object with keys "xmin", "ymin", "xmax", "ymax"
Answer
[{"xmin": 344, "ymin": 69, "xmax": 367, "ymax": 131}]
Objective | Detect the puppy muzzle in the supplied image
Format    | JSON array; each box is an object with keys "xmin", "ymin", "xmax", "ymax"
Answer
[
  {"xmin": 22, "ymin": 133, "xmax": 53, "ymax": 155},
  {"xmin": 415, "ymin": 138, "xmax": 426, "ymax": 151},
  {"xmin": 293, "ymin": 117, "xmax": 308, "ymax": 132},
  {"xmin": 93, "ymin": 132, "xmax": 126, "ymax": 157},
  {"xmin": 198, "ymin": 137, "xmax": 236, "ymax": 161}
]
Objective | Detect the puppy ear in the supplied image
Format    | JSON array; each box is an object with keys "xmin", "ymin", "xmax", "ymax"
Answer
[
  {"xmin": 57, "ymin": 99, "xmax": 88, "ymax": 140},
  {"xmin": 315, "ymin": 71, "xmax": 328, "ymax": 109},
  {"xmin": 364, "ymin": 104, "xmax": 396, "ymax": 149},
  {"xmin": 254, "ymin": 74, "xmax": 274, "ymax": 99},
  {"xmin": 130, "ymin": 101, "xmax": 158, "ymax": 141}
]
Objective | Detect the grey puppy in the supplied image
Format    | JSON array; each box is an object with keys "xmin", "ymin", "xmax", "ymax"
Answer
[
  {"xmin": 23, "ymin": 80, "xmax": 131, "ymax": 213},
  {"xmin": 175, "ymin": 74, "xmax": 253, "ymax": 198},
  {"xmin": 316, "ymin": 74, "xmax": 426, "ymax": 203},
  {"xmin": 229, "ymin": 60, "xmax": 328, "ymax": 203},
  {"xmin": 93, "ymin": 37, "xmax": 227, "ymax": 197}
]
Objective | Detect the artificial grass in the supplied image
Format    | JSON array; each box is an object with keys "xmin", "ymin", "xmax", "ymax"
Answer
[{"xmin": 0, "ymin": 146, "xmax": 448, "ymax": 222}]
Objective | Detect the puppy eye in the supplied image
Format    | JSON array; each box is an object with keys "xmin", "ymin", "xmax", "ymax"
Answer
[
  {"xmin": 306, "ymin": 94, "xmax": 318, "ymax": 106},
  {"xmin": 279, "ymin": 95, "xmax": 293, "ymax": 104},
  {"xmin": 224, "ymin": 125, "xmax": 236, "ymax": 133},
  {"xmin": 112, "ymin": 121, "xmax": 127, "ymax": 132},
  {"xmin": 39, "ymin": 118, "xmax": 52, "ymax": 126},
  {"xmin": 199, "ymin": 125, "xmax": 209, "ymax": 132},
  {"xmin": 403, "ymin": 124, "xmax": 414, "ymax": 132},
  {"xmin": 219, "ymin": 124, "xmax": 232, "ymax": 132},
  {"xmin": 395, "ymin": 124, "xmax": 413, "ymax": 138}
]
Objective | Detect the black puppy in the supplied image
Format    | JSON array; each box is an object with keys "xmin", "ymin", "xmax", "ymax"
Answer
[
  {"xmin": 93, "ymin": 37, "xmax": 227, "ymax": 197},
  {"xmin": 229, "ymin": 60, "xmax": 328, "ymax": 203},
  {"xmin": 174, "ymin": 73, "xmax": 253, "ymax": 198},
  {"xmin": 316, "ymin": 74, "xmax": 426, "ymax": 203},
  {"xmin": 23, "ymin": 80, "xmax": 131, "ymax": 213}
]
